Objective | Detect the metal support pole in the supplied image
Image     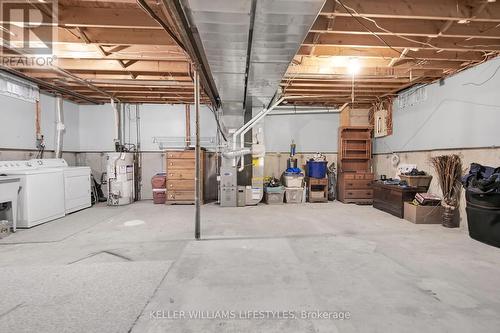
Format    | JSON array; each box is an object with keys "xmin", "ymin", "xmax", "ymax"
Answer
[
  {"xmin": 194, "ymin": 70, "xmax": 201, "ymax": 240},
  {"xmin": 185, "ymin": 104, "xmax": 191, "ymax": 148}
]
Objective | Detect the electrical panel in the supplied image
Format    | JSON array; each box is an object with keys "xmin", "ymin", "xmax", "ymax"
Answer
[{"xmin": 374, "ymin": 109, "xmax": 388, "ymax": 138}]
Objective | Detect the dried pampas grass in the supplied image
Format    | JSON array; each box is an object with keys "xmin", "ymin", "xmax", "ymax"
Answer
[{"xmin": 430, "ymin": 154, "xmax": 463, "ymax": 228}]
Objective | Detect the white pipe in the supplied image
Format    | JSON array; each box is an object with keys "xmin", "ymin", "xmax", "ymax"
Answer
[
  {"xmin": 231, "ymin": 97, "xmax": 285, "ymax": 162},
  {"xmin": 231, "ymin": 108, "xmax": 267, "ymax": 162},
  {"xmin": 111, "ymin": 99, "xmax": 120, "ymax": 145},
  {"xmin": 54, "ymin": 96, "xmax": 64, "ymax": 158},
  {"xmin": 237, "ymin": 97, "xmax": 284, "ymax": 171},
  {"xmin": 267, "ymin": 109, "xmax": 340, "ymax": 116},
  {"xmin": 222, "ymin": 148, "xmax": 252, "ymax": 158}
]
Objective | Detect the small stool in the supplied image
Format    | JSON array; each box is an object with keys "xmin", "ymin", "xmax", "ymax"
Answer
[{"xmin": 307, "ymin": 177, "xmax": 328, "ymax": 203}]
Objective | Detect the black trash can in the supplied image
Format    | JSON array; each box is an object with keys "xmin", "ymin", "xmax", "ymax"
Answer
[
  {"xmin": 466, "ymin": 190, "xmax": 500, "ymax": 208},
  {"xmin": 465, "ymin": 190, "xmax": 500, "ymax": 248}
]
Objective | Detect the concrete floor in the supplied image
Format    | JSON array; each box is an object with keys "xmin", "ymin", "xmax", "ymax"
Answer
[{"xmin": 0, "ymin": 201, "xmax": 499, "ymax": 333}]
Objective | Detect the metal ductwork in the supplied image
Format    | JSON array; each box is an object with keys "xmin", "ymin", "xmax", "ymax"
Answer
[
  {"xmin": 184, "ymin": 0, "xmax": 250, "ymax": 117},
  {"xmin": 183, "ymin": 0, "xmax": 325, "ymax": 207},
  {"xmin": 183, "ymin": 0, "xmax": 325, "ymax": 119},
  {"xmin": 246, "ymin": 0, "xmax": 325, "ymax": 109}
]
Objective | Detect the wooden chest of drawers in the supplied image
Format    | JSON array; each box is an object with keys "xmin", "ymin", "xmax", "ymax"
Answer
[
  {"xmin": 337, "ymin": 172, "xmax": 374, "ymax": 204},
  {"xmin": 373, "ymin": 182, "xmax": 426, "ymax": 218},
  {"xmin": 337, "ymin": 126, "xmax": 374, "ymax": 204},
  {"xmin": 165, "ymin": 149, "xmax": 204, "ymax": 204}
]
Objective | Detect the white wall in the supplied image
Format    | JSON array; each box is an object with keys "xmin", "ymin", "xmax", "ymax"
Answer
[
  {"xmin": 374, "ymin": 57, "xmax": 500, "ymax": 154},
  {"xmin": 0, "ymin": 92, "xmax": 80, "ymax": 151},
  {"xmin": 78, "ymin": 103, "xmax": 116, "ymax": 151},
  {"xmin": 139, "ymin": 104, "xmax": 186, "ymax": 151},
  {"xmin": 78, "ymin": 103, "xmax": 217, "ymax": 152},
  {"xmin": 263, "ymin": 113, "xmax": 340, "ymax": 152},
  {"xmin": 0, "ymin": 94, "xmax": 37, "ymax": 149}
]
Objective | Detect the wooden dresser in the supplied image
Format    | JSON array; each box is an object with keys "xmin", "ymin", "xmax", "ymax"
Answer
[
  {"xmin": 338, "ymin": 172, "xmax": 374, "ymax": 203},
  {"xmin": 165, "ymin": 149, "xmax": 204, "ymax": 204},
  {"xmin": 373, "ymin": 182, "xmax": 426, "ymax": 218},
  {"xmin": 337, "ymin": 126, "xmax": 374, "ymax": 204}
]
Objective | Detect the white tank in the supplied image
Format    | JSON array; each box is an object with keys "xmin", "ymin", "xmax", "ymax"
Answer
[{"xmin": 106, "ymin": 152, "xmax": 135, "ymax": 206}]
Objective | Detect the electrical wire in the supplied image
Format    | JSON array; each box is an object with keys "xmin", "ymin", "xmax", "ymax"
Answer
[
  {"xmin": 335, "ymin": 0, "xmax": 499, "ymax": 76},
  {"xmin": 462, "ymin": 63, "xmax": 500, "ymax": 86},
  {"xmin": 336, "ymin": 0, "xmax": 441, "ymax": 52},
  {"xmin": 335, "ymin": 0, "xmax": 423, "ymax": 61},
  {"xmin": 207, "ymin": 104, "xmax": 228, "ymax": 142}
]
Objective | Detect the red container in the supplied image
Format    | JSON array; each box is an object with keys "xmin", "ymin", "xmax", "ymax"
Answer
[
  {"xmin": 152, "ymin": 173, "xmax": 166, "ymax": 204},
  {"xmin": 153, "ymin": 189, "xmax": 166, "ymax": 204},
  {"xmin": 151, "ymin": 173, "xmax": 166, "ymax": 189}
]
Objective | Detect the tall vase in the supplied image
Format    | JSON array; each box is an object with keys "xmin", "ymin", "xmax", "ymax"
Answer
[{"xmin": 442, "ymin": 205, "xmax": 459, "ymax": 228}]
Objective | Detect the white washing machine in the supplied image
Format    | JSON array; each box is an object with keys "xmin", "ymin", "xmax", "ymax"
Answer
[
  {"xmin": 31, "ymin": 159, "xmax": 91, "ymax": 214},
  {"xmin": 0, "ymin": 160, "xmax": 65, "ymax": 228}
]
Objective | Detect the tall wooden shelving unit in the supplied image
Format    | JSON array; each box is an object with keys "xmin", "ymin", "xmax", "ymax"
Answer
[{"xmin": 337, "ymin": 126, "xmax": 374, "ymax": 204}]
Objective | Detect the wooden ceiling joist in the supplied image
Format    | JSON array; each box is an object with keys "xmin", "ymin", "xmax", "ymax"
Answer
[
  {"xmin": 311, "ymin": 16, "xmax": 500, "ymax": 40},
  {"xmin": 283, "ymin": 0, "xmax": 500, "ymax": 106},
  {"xmin": 0, "ymin": 0, "xmax": 202, "ymax": 104},
  {"xmin": 2, "ymin": 0, "xmax": 499, "ymax": 106},
  {"xmin": 321, "ymin": 0, "xmax": 500, "ymax": 23}
]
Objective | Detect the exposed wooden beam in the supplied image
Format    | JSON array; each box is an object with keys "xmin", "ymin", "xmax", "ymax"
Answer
[
  {"xmin": 283, "ymin": 77, "xmax": 412, "ymax": 83},
  {"xmin": 29, "ymin": 58, "xmax": 191, "ymax": 72},
  {"xmin": 15, "ymin": 70, "xmax": 191, "ymax": 81},
  {"xmin": 302, "ymin": 32, "xmax": 500, "ymax": 51},
  {"xmin": 281, "ymin": 83, "xmax": 403, "ymax": 89},
  {"xmin": 322, "ymin": 0, "xmax": 500, "ymax": 23},
  {"xmin": 287, "ymin": 66, "xmax": 445, "ymax": 77},
  {"xmin": 296, "ymin": 46, "xmax": 490, "ymax": 61},
  {"xmin": 311, "ymin": 16, "xmax": 500, "ymax": 40},
  {"xmin": 5, "ymin": 27, "xmax": 178, "ymax": 46},
  {"xmin": 59, "ymin": 6, "xmax": 160, "ymax": 29}
]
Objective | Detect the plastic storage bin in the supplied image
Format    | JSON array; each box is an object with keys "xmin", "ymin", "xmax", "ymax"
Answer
[
  {"xmin": 264, "ymin": 186, "xmax": 284, "ymax": 205},
  {"xmin": 307, "ymin": 161, "xmax": 328, "ymax": 179},
  {"xmin": 152, "ymin": 189, "xmax": 166, "ymax": 204},
  {"xmin": 465, "ymin": 190, "xmax": 500, "ymax": 248},
  {"xmin": 151, "ymin": 173, "xmax": 167, "ymax": 204},
  {"xmin": 283, "ymin": 173, "xmax": 304, "ymax": 187},
  {"xmin": 151, "ymin": 173, "xmax": 166, "ymax": 189},
  {"xmin": 264, "ymin": 192, "xmax": 284, "ymax": 205},
  {"xmin": 285, "ymin": 187, "xmax": 304, "ymax": 203},
  {"xmin": 399, "ymin": 175, "xmax": 432, "ymax": 190}
]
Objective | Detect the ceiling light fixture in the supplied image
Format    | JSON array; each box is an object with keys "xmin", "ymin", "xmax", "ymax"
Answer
[{"xmin": 347, "ymin": 58, "xmax": 361, "ymax": 75}]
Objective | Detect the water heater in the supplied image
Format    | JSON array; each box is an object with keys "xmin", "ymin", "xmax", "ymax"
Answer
[{"xmin": 106, "ymin": 152, "xmax": 135, "ymax": 206}]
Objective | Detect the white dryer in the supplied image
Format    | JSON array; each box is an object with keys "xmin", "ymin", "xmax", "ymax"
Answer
[
  {"xmin": 0, "ymin": 160, "xmax": 65, "ymax": 228},
  {"xmin": 31, "ymin": 159, "xmax": 91, "ymax": 214}
]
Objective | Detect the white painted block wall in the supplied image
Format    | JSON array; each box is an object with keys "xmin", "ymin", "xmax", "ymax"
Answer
[
  {"xmin": 263, "ymin": 113, "xmax": 340, "ymax": 153},
  {"xmin": 0, "ymin": 93, "xmax": 80, "ymax": 151},
  {"xmin": 374, "ymin": 57, "xmax": 500, "ymax": 154}
]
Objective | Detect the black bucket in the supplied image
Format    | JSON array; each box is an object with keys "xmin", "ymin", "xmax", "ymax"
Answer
[{"xmin": 465, "ymin": 191, "xmax": 500, "ymax": 248}]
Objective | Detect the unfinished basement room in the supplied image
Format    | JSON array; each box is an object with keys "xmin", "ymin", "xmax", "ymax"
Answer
[{"xmin": 1, "ymin": 0, "xmax": 500, "ymax": 332}]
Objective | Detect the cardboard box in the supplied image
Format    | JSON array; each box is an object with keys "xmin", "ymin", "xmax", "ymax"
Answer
[{"xmin": 404, "ymin": 202, "xmax": 443, "ymax": 224}]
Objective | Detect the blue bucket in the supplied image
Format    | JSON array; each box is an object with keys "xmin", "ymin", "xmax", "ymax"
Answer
[{"xmin": 307, "ymin": 161, "xmax": 328, "ymax": 179}]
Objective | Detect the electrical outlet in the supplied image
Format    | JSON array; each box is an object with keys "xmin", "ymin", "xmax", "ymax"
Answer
[{"xmin": 36, "ymin": 134, "xmax": 45, "ymax": 150}]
